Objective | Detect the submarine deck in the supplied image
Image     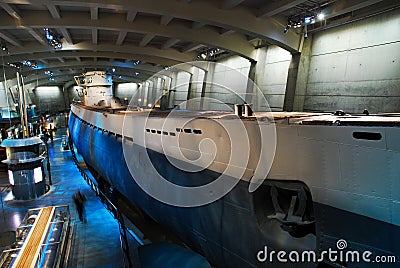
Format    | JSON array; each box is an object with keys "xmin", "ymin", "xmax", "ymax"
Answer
[{"xmin": 73, "ymin": 103, "xmax": 400, "ymax": 127}]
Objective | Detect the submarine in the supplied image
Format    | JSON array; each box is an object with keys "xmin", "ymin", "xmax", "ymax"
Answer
[{"xmin": 68, "ymin": 70, "xmax": 399, "ymax": 267}]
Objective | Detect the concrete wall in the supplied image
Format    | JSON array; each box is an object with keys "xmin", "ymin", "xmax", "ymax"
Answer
[
  {"xmin": 0, "ymin": 81, "xmax": 16, "ymax": 109},
  {"xmin": 254, "ymin": 46, "xmax": 292, "ymax": 111},
  {"xmin": 115, "ymin": 83, "xmax": 139, "ymax": 104},
  {"xmin": 31, "ymin": 86, "xmax": 68, "ymax": 114},
  {"xmin": 206, "ymin": 55, "xmax": 250, "ymax": 110},
  {"xmin": 173, "ymin": 71, "xmax": 191, "ymax": 107},
  {"xmin": 139, "ymin": 50, "xmax": 292, "ymax": 112},
  {"xmin": 303, "ymin": 9, "xmax": 400, "ymax": 113}
]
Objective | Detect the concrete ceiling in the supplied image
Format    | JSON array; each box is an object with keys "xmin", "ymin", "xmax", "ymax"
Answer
[{"xmin": 0, "ymin": 0, "xmax": 397, "ymax": 88}]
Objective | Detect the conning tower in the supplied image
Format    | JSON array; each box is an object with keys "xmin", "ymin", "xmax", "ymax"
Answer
[{"xmin": 74, "ymin": 71, "xmax": 113, "ymax": 106}]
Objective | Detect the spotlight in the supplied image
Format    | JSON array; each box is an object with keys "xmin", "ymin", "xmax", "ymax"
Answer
[
  {"xmin": 45, "ymin": 70, "xmax": 53, "ymax": 76},
  {"xmin": 134, "ymin": 72, "xmax": 140, "ymax": 76},
  {"xmin": 9, "ymin": 62, "xmax": 21, "ymax": 69},
  {"xmin": 283, "ymin": 22, "xmax": 292, "ymax": 33},
  {"xmin": 196, "ymin": 48, "xmax": 222, "ymax": 61},
  {"xmin": 44, "ymin": 28, "xmax": 62, "ymax": 49},
  {"xmin": 318, "ymin": 13, "xmax": 325, "ymax": 20},
  {"xmin": 1, "ymin": 44, "xmax": 8, "ymax": 53},
  {"xmin": 112, "ymin": 68, "xmax": 116, "ymax": 72}
]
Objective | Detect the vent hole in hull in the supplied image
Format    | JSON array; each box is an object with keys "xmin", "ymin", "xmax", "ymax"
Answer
[{"xmin": 353, "ymin": 132, "xmax": 382, "ymax": 140}]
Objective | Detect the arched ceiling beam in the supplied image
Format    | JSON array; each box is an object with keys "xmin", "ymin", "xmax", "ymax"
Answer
[
  {"xmin": 127, "ymin": 10, "xmax": 137, "ymax": 22},
  {"xmin": 22, "ymin": 61, "xmax": 154, "ymax": 77},
  {"xmin": 0, "ymin": 0, "xmax": 300, "ymax": 52},
  {"xmin": 221, "ymin": 0, "xmax": 246, "ymax": 10},
  {"xmin": 2, "ymin": 51, "xmax": 167, "ymax": 73},
  {"xmin": 257, "ymin": 0, "xmax": 308, "ymax": 18},
  {"xmin": 12, "ymin": 0, "xmax": 300, "ymax": 52},
  {"xmin": 116, "ymin": 31, "xmax": 127, "ymax": 45},
  {"xmin": 46, "ymin": 3, "xmax": 60, "ymax": 18},
  {"xmin": 0, "ymin": 30, "xmax": 22, "ymax": 47},
  {"xmin": 26, "ymin": 28, "xmax": 46, "ymax": 45},
  {"xmin": 160, "ymin": 15, "xmax": 173, "ymax": 26},
  {"xmin": 7, "ymin": 59, "xmax": 195, "ymax": 82},
  {"xmin": 90, "ymin": 7, "xmax": 98, "ymax": 20},
  {"xmin": 3, "ymin": 41, "xmax": 194, "ymax": 64},
  {"xmin": 322, "ymin": 0, "xmax": 384, "ymax": 20},
  {"xmin": 162, "ymin": 38, "xmax": 180, "ymax": 50},
  {"xmin": 0, "ymin": 10, "xmax": 256, "ymax": 60},
  {"xmin": 24, "ymin": 72, "xmax": 144, "ymax": 89},
  {"xmin": 2, "ymin": 58, "xmax": 196, "ymax": 84},
  {"xmin": 23, "ymin": 69, "xmax": 148, "ymax": 85},
  {"xmin": 0, "ymin": 2, "xmax": 21, "ymax": 19},
  {"xmin": 139, "ymin": 33, "xmax": 155, "ymax": 47}
]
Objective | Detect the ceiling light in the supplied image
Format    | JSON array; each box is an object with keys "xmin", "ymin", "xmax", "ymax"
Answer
[
  {"xmin": 44, "ymin": 28, "xmax": 62, "ymax": 49},
  {"xmin": 318, "ymin": 13, "xmax": 325, "ymax": 20},
  {"xmin": 9, "ymin": 62, "xmax": 21, "ymax": 68},
  {"xmin": 1, "ymin": 44, "xmax": 8, "ymax": 53}
]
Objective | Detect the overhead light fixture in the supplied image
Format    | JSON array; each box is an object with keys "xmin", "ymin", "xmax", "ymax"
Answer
[
  {"xmin": 22, "ymin": 60, "xmax": 38, "ymax": 68},
  {"xmin": 49, "ymin": 77, "xmax": 55, "ymax": 82},
  {"xmin": 44, "ymin": 28, "xmax": 62, "ymax": 50},
  {"xmin": 1, "ymin": 44, "xmax": 8, "ymax": 53},
  {"xmin": 112, "ymin": 68, "xmax": 116, "ymax": 72},
  {"xmin": 45, "ymin": 70, "xmax": 53, "ymax": 76},
  {"xmin": 134, "ymin": 72, "xmax": 140, "ymax": 76},
  {"xmin": 284, "ymin": 0, "xmax": 330, "ymax": 32},
  {"xmin": 304, "ymin": 16, "xmax": 312, "ymax": 24},
  {"xmin": 196, "ymin": 48, "xmax": 221, "ymax": 61},
  {"xmin": 133, "ymin": 60, "xmax": 141, "ymax": 66},
  {"xmin": 9, "ymin": 62, "xmax": 25, "ymax": 69},
  {"xmin": 283, "ymin": 22, "xmax": 292, "ymax": 33}
]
